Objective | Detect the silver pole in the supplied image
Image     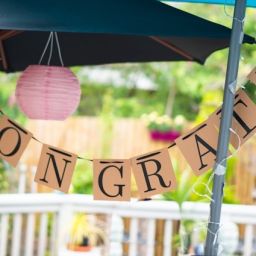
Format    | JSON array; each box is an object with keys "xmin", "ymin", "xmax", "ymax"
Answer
[{"xmin": 205, "ymin": 0, "xmax": 246, "ymax": 255}]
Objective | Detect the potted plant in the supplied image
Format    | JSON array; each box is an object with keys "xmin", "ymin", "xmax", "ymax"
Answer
[
  {"xmin": 68, "ymin": 213, "xmax": 105, "ymax": 253},
  {"xmin": 142, "ymin": 112, "xmax": 186, "ymax": 142}
]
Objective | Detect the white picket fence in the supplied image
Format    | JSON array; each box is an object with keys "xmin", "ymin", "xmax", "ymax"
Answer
[
  {"xmin": 0, "ymin": 193, "xmax": 255, "ymax": 256},
  {"xmin": 0, "ymin": 164, "xmax": 255, "ymax": 256}
]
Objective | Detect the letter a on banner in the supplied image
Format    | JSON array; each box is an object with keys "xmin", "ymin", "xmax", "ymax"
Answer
[
  {"xmin": 175, "ymin": 120, "xmax": 220, "ymax": 175},
  {"xmin": 131, "ymin": 148, "xmax": 176, "ymax": 198},
  {"xmin": 93, "ymin": 159, "xmax": 131, "ymax": 201},
  {"xmin": 0, "ymin": 115, "xmax": 32, "ymax": 167},
  {"xmin": 34, "ymin": 144, "xmax": 77, "ymax": 192}
]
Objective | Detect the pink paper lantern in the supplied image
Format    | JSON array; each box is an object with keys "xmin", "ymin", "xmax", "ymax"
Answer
[{"xmin": 16, "ymin": 65, "xmax": 81, "ymax": 120}]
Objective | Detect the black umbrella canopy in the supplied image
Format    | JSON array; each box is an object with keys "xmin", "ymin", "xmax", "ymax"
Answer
[{"xmin": 0, "ymin": 0, "xmax": 254, "ymax": 72}]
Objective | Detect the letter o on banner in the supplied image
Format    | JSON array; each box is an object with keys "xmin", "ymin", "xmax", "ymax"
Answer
[{"xmin": 0, "ymin": 115, "xmax": 32, "ymax": 167}]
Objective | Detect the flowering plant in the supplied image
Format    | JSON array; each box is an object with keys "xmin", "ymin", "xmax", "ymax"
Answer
[
  {"xmin": 142, "ymin": 112, "xmax": 186, "ymax": 141},
  {"xmin": 142, "ymin": 112, "xmax": 186, "ymax": 132}
]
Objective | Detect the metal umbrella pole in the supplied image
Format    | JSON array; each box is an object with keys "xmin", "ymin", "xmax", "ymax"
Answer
[{"xmin": 204, "ymin": 0, "xmax": 246, "ymax": 255}]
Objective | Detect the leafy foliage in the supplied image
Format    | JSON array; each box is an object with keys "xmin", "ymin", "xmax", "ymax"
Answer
[
  {"xmin": 70, "ymin": 161, "xmax": 93, "ymax": 194},
  {"xmin": 0, "ymin": 73, "xmax": 26, "ymax": 124},
  {"xmin": 162, "ymin": 157, "xmax": 239, "ymax": 206}
]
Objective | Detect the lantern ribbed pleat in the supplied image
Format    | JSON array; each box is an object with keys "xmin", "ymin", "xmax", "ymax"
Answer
[{"xmin": 16, "ymin": 65, "xmax": 81, "ymax": 120}]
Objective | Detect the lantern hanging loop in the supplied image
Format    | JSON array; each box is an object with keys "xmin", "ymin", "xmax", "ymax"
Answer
[
  {"xmin": 54, "ymin": 32, "xmax": 64, "ymax": 66},
  {"xmin": 39, "ymin": 31, "xmax": 64, "ymax": 66},
  {"xmin": 38, "ymin": 31, "xmax": 53, "ymax": 65}
]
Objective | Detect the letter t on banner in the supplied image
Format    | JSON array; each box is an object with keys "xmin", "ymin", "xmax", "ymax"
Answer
[
  {"xmin": 34, "ymin": 144, "xmax": 77, "ymax": 193},
  {"xmin": 131, "ymin": 148, "xmax": 176, "ymax": 199},
  {"xmin": 93, "ymin": 159, "xmax": 131, "ymax": 201},
  {"xmin": 210, "ymin": 89, "xmax": 256, "ymax": 149}
]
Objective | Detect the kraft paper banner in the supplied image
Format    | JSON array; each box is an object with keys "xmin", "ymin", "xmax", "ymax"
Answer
[
  {"xmin": 1, "ymin": 84, "xmax": 256, "ymax": 199},
  {"xmin": 93, "ymin": 159, "xmax": 131, "ymax": 201},
  {"xmin": 210, "ymin": 89, "xmax": 256, "ymax": 149},
  {"xmin": 247, "ymin": 67, "xmax": 256, "ymax": 84},
  {"xmin": 131, "ymin": 148, "xmax": 176, "ymax": 198},
  {"xmin": 34, "ymin": 144, "xmax": 77, "ymax": 193},
  {"xmin": 0, "ymin": 115, "xmax": 32, "ymax": 167},
  {"xmin": 175, "ymin": 120, "xmax": 219, "ymax": 176}
]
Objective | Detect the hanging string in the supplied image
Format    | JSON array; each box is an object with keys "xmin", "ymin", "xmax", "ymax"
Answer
[
  {"xmin": 191, "ymin": 220, "xmax": 224, "ymax": 256},
  {"xmin": 192, "ymin": 127, "xmax": 241, "ymax": 201},
  {"xmin": 38, "ymin": 31, "xmax": 64, "ymax": 66},
  {"xmin": 223, "ymin": 0, "xmax": 245, "ymax": 24},
  {"xmin": 178, "ymin": 211, "xmax": 224, "ymax": 255},
  {"xmin": 192, "ymin": 181, "xmax": 214, "ymax": 202},
  {"xmin": 214, "ymin": 127, "xmax": 241, "ymax": 176},
  {"xmin": 54, "ymin": 32, "xmax": 64, "ymax": 67},
  {"xmin": 47, "ymin": 32, "xmax": 54, "ymax": 65},
  {"xmin": 222, "ymin": 0, "xmax": 247, "ymax": 90},
  {"xmin": 39, "ymin": 32, "xmax": 53, "ymax": 65},
  {"xmin": 31, "ymin": 136, "xmax": 92, "ymax": 162}
]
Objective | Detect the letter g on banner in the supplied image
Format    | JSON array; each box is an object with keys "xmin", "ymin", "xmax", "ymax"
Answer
[
  {"xmin": 0, "ymin": 115, "xmax": 32, "ymax": 167},
  {"xmin": 131, "ymin": 148, "xmax": 176, "ymax": 199},
  {"xmin": 93, "ymin": 159, "xmax": 131, "ymax": 201}
]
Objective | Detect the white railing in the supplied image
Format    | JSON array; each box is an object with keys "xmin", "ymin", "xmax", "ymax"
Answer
[{"xmin": 0, "ymin": 193, "xmax": 255, "ymax": 256}]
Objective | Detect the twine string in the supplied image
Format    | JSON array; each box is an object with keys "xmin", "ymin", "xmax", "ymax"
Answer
[
  {"xmin": 54, "ymin": 32, "xmax": 64, "ymax": 67},
  {"xmin": 223, "ymin": 0, "xmax": 245, "ymax": 24},
  {"xmin": 192, "ymin": 127, "xmax": 241, "ymax": 201},
  {"xmin": 39, "ymin": 32, "xmax": 53, "ymax": 65},
  {"xmin": 39, "ymin": 32, "xmax": 64, "ymax": 66}
]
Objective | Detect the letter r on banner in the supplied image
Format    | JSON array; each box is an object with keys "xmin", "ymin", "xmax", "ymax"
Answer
[
  {"xmin": 34, "ymin": 144, "xmax": 77, "ymax": 193},
  {"xmin": 93, "ymin": 159, "xmax": 131, "ymax": 201},
  {"xmin": 131, "ymin": 148, "xmax": 176, "ymax": 198},
  {"xmin": 0, "ymin": 115, "xmax": 32, "ymax": 167}
]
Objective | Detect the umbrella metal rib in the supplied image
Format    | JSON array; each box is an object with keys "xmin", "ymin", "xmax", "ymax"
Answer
[
  {"xmin": 150, "ymin": 36, "xmax": 195, "ymax": 61},
  {"xmin": 0, "ymin": 30, "xmax": 21, "ymax": 41},
  {"xmin": 0, "ymin": 41, "xmax": 7, "ymax": 70},
  {"xmin": 0, "ymin": 30, "xmax": 22, "ymax": 70}
]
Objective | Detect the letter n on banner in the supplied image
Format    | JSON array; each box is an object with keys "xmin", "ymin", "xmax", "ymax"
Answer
[
  {"xmin": 175, "ymin": 120, "xmax": 219, "ymax": 176},
  {"xmin": 34, "ymin": 144, "xmax": 77, "ymax": 193},
  {"xmin": 131, "ymin": 148, "xmax": 176, "ymax": 198},
  {"xmin": 0, "ymin": 115, "xmax": 32, "ymax": 167},
  {"xmin": 93, "ymin": 160, "xmax": 131, "ymax": 201},
  {"xmin": 210, "ymin": 89, "xmax": 256, "ymax": 149}
]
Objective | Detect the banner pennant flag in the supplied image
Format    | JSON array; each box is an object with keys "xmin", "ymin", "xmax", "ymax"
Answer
[
  {"xmin": 175, "ymin": 119, "xmax": 220, "ymax": 175},
  {"xmin": 34, "ymin": 144, "xmax": 77, "ymax": 193},
  {"xmin": 1, "ymin": 68, "xmax": 256, "ymax": 200},
  {"xmin": 131, "ymin": 148, "xmax": 176, "ymax": 198},
  {"xmin": 93, "ymin": 159, "xmax": 131, "ymax": 201},
  {"xmin": 0, "ymin": 114, "xmax": 32, "ymax": 167},
  {"xmin": 210, "ymin": 88, "xmax": 256, "ymax": 149}
]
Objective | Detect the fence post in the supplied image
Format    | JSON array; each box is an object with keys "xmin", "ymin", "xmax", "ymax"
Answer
[{"xmin": 56, "ymin": 197, "xmax": 73, "ymax": 256}]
